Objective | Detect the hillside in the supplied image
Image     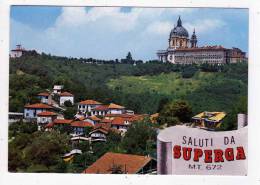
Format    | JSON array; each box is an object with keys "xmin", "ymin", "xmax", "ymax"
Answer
[
  {"xmin": 9, "ymin": 52, "xmax": 248, "ymax": 129},
  {"xmin": 107, "ymin": 71, "xmax": 247, "ymax": 114}
]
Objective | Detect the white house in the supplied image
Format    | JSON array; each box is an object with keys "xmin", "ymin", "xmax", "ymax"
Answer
[
  {"xmin": 110, "ymin": 117, "xmax": 129, "ymax": 133},
  {"xmin": 53, "ymin": 85, "xmax": 64, "ymax": 94},
  {"xmin": 84, "ymin": 115, "xmax": 101, "ymax": 125},
  {"xmin": 107, "ymin": 103, "xmax": 125, "ymax": 114},
  {"xmin": 8, "ymin": 112, "xmax": 24, "ymax": 123},
  {"xmin": 37, "ymin": 92, "xmax": 51, "ymax": 104},
  {"xmin": 10, "ymin": 44, "xmax": 25, "ymax": 58},
  {"xmin": 60, "ymin": 91, "xmax": 74, "ymax": 106},
  {"xmin": 126, "ymin": 110, "xmax": 135, "ymax": 115},
  {"xmin": 78, "ymin": 100, "xmax": 102, "ymax": 115},
  {"xmin": 91, "ymin": 105, "xmax": 109, "ymax": 116},
  {"xmin": 37, "ymin": 111, "xmax": 57, "ymax": 129},
  {"xmin": 89, "ymin": 127, "xmax": 109, "ymax": 142},
  {"xmin": 70, "ymin": 120, "xmax": 94, "ymax": 136},
  {"xmin": 24, "ymin": 103, "xmax": 53, "ymax": 120}
]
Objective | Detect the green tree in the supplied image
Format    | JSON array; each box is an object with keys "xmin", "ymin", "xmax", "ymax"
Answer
[
  {"xmin": 220, "ymin": 95, "xmax": 247, "ymax": 131},
  {"xmin": 126, "ymin": 52, "xmax": 133, "ymax": 61},
  {"xmin": 64, "ymin": 100, "xmax": 73, "ymax": 107},
  {"xmin": 55, "ymin": 159, "xmax": 68, "ymax": 173},
  {"xmin": 121, "ymin": 52, "xmax": 134, "ymax": 64},
  {"xmin": 24, "ymin": 131, "xmax": 71, "ymax": 169},
  {"xmin": 181, "ymin": 65, "xmax": 198, "ymax": 78},
  {"xmin": 9, "ymin": 121, "xmax": 37, "ymax": 138},
  {"xmin": 63, "ymin": 106, "xmax": 77, "ymax": 119},
  {"xmin": 159, "ymin": 100, "xmax": 192, "ymax": 126},
  {"xmin": 121, "ymin": 119, "xmax": 156, "ymax": 156},
  {"xmin": 157, "ymin": 97, "xmax": 170, "ymax": 112}
]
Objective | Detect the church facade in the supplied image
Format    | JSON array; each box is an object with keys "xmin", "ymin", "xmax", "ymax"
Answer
[{"xmin": 157, "ymin": 17, "xmax": 247, "ymax": 64}]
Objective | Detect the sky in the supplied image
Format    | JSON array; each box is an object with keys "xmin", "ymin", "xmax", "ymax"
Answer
[{"xmin": 10, "ymin": 6, "xmax": 248, "ymax": 61}]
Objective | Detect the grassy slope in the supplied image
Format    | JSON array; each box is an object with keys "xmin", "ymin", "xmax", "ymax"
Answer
[
  {"xmin": 108, "ymin": 72, "xmax": 217, "ymax": 95},
  {"xmin": 107, "ymin": 71, "xmax": 247, "ymax": 114}
]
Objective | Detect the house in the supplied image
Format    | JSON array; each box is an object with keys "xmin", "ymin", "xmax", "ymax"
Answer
[
  {"xmin": 24, "ymin": 103, "xmax": 53, "ymax": 121},
  {"xmin": 128, "ymin": 114, "xmax": 146, "ymax": 122},
  {"xmin": 150, "ymin": 113, "xmax": 159, "ymax": 124},
  {"xmin": 53, "ymin": 118, "xmax": 73, "ymax": 125},
  {"xmin": 104, "ymin": 113, "xmax": 134, "ymax": 120},
  {"xmin": 91, "ymin": 105, "xmax": 109, "ymax": 116},
  {"xmin": 107, "ymin": 103, "xmax": 125, "ymax": 114},
  {"xmin": 104, "ymin": 113, "xmax": 144, "ymax": 121},
  {"xmin": 84, "ymin": 115, "xmax": 101, "ymax": 125},
  {"xmin": 78, "ymin": 100, "xmax": 102, "ymax": 115},
  {"xmin": 75, "ymin": 116, "xmax": 85, "ymax": 121},
  {"xmin": 37, "ymin": 92, "xmax": 51, "ymax": 104},
  {"xmin": 10, "ymin": 44, "xmax": 26, "ymax": 58},
  {"xmin": 125, "ymin": 110, "xmax": 135, "ymax": 115},
  {"xmin": 37, "ymin": 111, "xmax": 57, "ymax": 128},
  {"xmin": 100, "ymin": 118, "xmax": 113, "ymax": 124},
  {"xmin": 82, "ymin": 152, "xmax": 157, "ymax": 174},
  {"xmin": 8, "ymin": 112, "xmax": 24, "ymax": 123},
  {"xmin": 70, "ymin": 120, "xmax": 94, "ymax": 136},
  {"xmin": 89, "ymin": 125, "xmax": 109, "ymax": 142},
  {"xmin": 111, "ymin": 117, "xmax": 130, "ymax": 133},
  {"xmin": 192, "ymin": 111, "xmax": 226, "ymax": 128},
  {"xmin": 60, "ymin": 91, "xmax": 74, "ymax": 106},
  {"xmin": 45, "ymin": 118, "xmax": 73, "ymax": 131},
  {"xmin": 105, "ymin": 114, "xmax": 145, "ymax": 133},
  {"xmin": 70, "ymin": 136, "xmax": 90, "ymax": 148},
  {"xmin": 62, "ymin": 149, "xmax": 82, "ymax": 162},
  {"xmin": 53, "ymin": 85, "xmax": 64, "ymax": 94}
]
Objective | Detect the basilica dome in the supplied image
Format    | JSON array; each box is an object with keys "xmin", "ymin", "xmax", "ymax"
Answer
[{"xmin": 170, "ymin": 16, "xmax": 189, "ymax": 38}]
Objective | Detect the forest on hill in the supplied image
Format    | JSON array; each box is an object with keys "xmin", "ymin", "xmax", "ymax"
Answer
[{"xmin": 9, "ymin": 52, "xmax": 248, "ymax": 130}]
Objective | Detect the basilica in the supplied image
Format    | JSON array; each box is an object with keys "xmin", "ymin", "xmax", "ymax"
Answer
[{"xmin": 157, "ymin": 16, "xmax": 247, "ymax": 64}]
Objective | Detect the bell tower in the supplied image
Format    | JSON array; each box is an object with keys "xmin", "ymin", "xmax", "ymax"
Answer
[{"xmin": 190, "ymin": 28, "xmax": 198, "ymax": 48}]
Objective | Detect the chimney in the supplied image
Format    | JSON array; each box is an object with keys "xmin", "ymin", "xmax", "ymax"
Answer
[{"xmin": 237, "ymin": 113, "xmax": 247, "ymax": 129}]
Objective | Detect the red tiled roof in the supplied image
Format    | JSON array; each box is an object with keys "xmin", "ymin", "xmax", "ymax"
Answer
[
  {"xmin": 175, "ymin": 45, "xmax": 226, "ymax": 52},
  {"xmin": 82, "ymin": 152, "xmax": 152, "ymax": 174},
  {"xmin": 11, "ymin": 49, "xmax": 25, "ymax": 52},
  {"xmin": 94, "ymin": 123, "xmax": 111, "ymax": 130},
  {"xmin": 108, "ymin": 103, "xmax": 125, "ymax": 109},
  {"xmin": 88, "ymin": 115, "xmax": 101, "ymax": 121},
  {"xmin": 90, "ymin": 127, "xmax": 109, "ymax": 135},
  {"xmin": 37, "ymin": 111, "xmax": 57, "ymax": 117},
  {"xmin": 45, "ymin": 122, "xmax": 54, "ymax": 128},
  {"xmin": 76, "ymin": 116, "xmax": 85, "ymax": 121},
  {"xmin": 71, "ymin": 121, "xmax": 94, "ymax": 127},
  {"xmin": 60, "ymin": 91, "xmax": 74, "ymax": 96},
  {"xmin": 24, "ymin": 103, "xmax": 53, "ymax": 109},
  {"xmin": 79, "ymin": 100, "xmax": 102, "ymax": 105},
  {"xmin": 105, "ymin": 114, "xmax": 134, "ymax": 118},
  {"xmin": 53, "ymin": 119, "xmax": 73, "ymax": 124},
  {"xmin": 100, "ymin": 118, "xmax": 113, "ymax": 124},
  {"xmin": 37, "ymin": 92, "xmax": 50, "ymax": 96},
  {"xmin": 111, "ymin": 117, "xmax": 126, "ymax": 126},
  {"xmin": 128, "ymin": 114, "xmax": 146, "ymax": 122},
  {"xmin": 150, "ymin": 113, "xmax": 159, "ymax": 123},
  {"xmin": 92, "ymin": 105, "xmax": 109, "ymax": 111}
]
